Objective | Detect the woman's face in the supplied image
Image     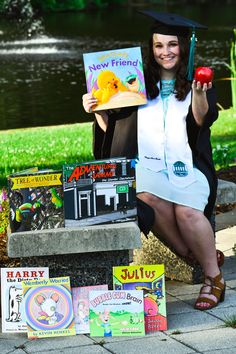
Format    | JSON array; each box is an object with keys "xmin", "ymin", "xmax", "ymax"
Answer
[{"xmin": 152, "ymin": 33, "xmax": 180, "ymax": 73}]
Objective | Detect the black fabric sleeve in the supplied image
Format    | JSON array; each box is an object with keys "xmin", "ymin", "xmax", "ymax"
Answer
[
  {"xmin": 93, "ymin": 120, "xmax": 106, "ymax": 159},
  {"xmin": 186, "ymin": 86, "xmax": 218, "ymax": 221},
  {"xmin": 93, "ymin": 107, "xmax": 138, "ymax": 159}
]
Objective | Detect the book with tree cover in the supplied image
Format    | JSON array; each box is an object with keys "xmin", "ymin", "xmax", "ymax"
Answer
[
  {"xmin": 113, "ymin": 264, "xmax": 167, "ymax": 332},
  {"xmin": 7, "ymin": 168, "xmax": 64, "ymax": 233},
  {"xmin": 83, "ymin": 46, "xmax": 147, "ymax": 111},
  {"xmin": 89, "ymin": 289, "xmax": 145, "ymax": 337},
  {"xmin": 1, "ymin": 267, "xmax": 49, "ymax": 333},
  {"xmin": 63, "ymin": 157, "xmax": 137, "ymax": 227},
  {"xmin": 71, "ymin": 284, "xmax": 108, "ymax": 334},
  {"xmin": 22, "ymin": 276, "xmax": 76, "ymax": 338}
]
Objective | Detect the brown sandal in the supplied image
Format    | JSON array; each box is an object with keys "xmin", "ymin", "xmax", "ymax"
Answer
[{"xmin": 194, "ymin": 272, "xmax": 226, "ymax": 311}]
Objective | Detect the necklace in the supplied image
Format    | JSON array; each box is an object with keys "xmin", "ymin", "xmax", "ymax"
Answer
[{"xmin": 160, "ymin": 79, "xmax": 175, "ymax": 100}]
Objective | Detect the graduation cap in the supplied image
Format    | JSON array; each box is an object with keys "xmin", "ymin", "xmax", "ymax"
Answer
[{"xmin": 139, "ymin": 10, "xmax": 208, "ymax": 80}]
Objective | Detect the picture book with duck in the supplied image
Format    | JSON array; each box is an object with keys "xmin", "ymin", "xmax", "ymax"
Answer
[
  {"xmin": 113, "ymin": 264, "xmax": 167, "ymax": 332},
  {"xmin": 22, "ymin": 276, "xmax": 76, "ymax": 338},
  {"xmin": 83, "ymin": 46, "xmax": 147, "ymax": 111},
  {"xmin": 89, "ymin": 289, "xmax": 145, "ymax": 337},
  {"xmin": 71, "ymin": 284, "xmax": 108, "ymax": 334},
  {"xmin": 7, "ymin": 168, "xmax": 64, "ymax": 233},
  {"xmin": 1, "ymin": 267, "xmax": 49, "ymax": 333},
  {"xmin": 63, "ymin": 157, "xmax": 137, "ymax": 227}
]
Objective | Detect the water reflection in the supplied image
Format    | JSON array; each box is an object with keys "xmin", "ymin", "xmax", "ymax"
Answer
[{"xmin": 0, "ymin": 5, "xmax": 235, "ymax": 131}]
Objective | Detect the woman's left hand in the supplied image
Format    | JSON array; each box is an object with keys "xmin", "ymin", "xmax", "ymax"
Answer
[{"xmin": 192, "ymin": 79, "xmax": 212, "ymax": 93}]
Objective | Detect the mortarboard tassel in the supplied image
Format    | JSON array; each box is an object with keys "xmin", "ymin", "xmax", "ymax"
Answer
[{"xmin": 187, "ymin": 29, "xmax": 196, "ymax": 81}]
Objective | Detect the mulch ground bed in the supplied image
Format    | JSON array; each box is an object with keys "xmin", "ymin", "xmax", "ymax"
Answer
[{"xmin": 216, "ymin": 166, "xmax": 236, "ymax": 184}]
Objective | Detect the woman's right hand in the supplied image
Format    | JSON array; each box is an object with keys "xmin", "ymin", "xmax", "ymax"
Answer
[
  {"xmin": 82, "ymin": 92, "xmax": 108, "ymax": 131},
  {"xmin": 82, "ymin": 93, "xmax": 98, "ymax": 113}
]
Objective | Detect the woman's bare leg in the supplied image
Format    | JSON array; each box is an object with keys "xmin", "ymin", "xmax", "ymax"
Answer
[
  {"xmin": 137, "ymin": 192, "xmax": 189, "ymax": 257},
  {"xmin": 175, "ymin": 205, "xmax": 224, "ymax": 308}
]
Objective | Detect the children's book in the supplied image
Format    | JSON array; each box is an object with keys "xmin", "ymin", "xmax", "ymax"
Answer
[
  {"xmin": 89, "ymin": 290, "xmax": 145, "ymax": 337},
  {"xmin": 1, "ymin": 267, "xmax": 49, "ymax": 333},
  {"xmin": 71, "ymin": 284, "xmax": 108, "ymax": 334},
  {"xmin": 22, "ymin": 276, "xmax": 76, "ymax": 338},
  {"xmin": 113, "ymin": 264, "xmax": 167, "ymax": 333},
  {"xmin": 83, "ymin": 46, "xmax": 147, "ymax": 111},
  {"xmin": 63, "ymin": 157, "xmax": 137, "ymax": 227},
  {"xmin": 7, "ymin": 168, "xmax": 64, "ymax": 233}
]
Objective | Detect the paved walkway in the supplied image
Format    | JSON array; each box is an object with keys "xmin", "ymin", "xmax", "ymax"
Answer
[{"xmin": 1, "ymin": 219, "xmax": 236, "ymax": 353}]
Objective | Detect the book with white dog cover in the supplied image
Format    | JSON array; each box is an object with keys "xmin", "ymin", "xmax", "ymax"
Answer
[
  {"xmin": 83, "ymin": 46, "xmax": 147, "ymax": 111},
  {"xmin": 1, "ymin": 267, "xmax": 49, "ymax": 333}
]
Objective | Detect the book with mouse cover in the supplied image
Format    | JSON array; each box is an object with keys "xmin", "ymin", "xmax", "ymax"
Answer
[{"xmin": 22, "ymin": 276, "xmax": 76, "ymax": 338}]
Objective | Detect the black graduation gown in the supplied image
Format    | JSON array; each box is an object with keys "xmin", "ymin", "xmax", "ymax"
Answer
[{"xmin": 93, "ymin": 87, "xmax": 218, "ymax": 229}]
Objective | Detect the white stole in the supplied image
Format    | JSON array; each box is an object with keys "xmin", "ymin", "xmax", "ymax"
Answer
[{"xmin": 137, "ymin": 91, "xmax": 196, "ymax": 188}]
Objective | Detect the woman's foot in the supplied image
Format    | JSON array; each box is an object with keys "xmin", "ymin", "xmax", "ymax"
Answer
[{"xmin": 194, "ymin": 272, "xmax": 226, "ymax": 311}]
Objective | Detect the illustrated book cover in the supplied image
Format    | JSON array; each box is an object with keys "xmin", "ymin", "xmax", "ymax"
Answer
[
  {"xmin": 113, "ymin": 264, "xmax": 167, "ymax": 332},
  {"xmin": 22, "ymin": 276, "xmax": 76, "ymax": 338},
  {"xmin": 89, "ymin": 290, "xmax": 145, "ymax": 337},
  {"xmin": 63, "ymin": 157, "xmax": 137, "ymax": 227},
  {"xmin": 7, "ymin": 168, "xmax": 64, "ymax": 233},
  {"xmin": 1, "ymin": 267, "xmax": 49, "ymax": 333},
  {"xmin": 71, "ymin": 284, "xmax": 108, "ymax": 334},
  {"xmin": 83, "ymin": 46, "xmax": 147, "ymax": 111}
]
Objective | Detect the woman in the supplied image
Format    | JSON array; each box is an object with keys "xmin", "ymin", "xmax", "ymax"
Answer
[{"xmin": 82, "ymin": 11, "xmax": 225, "ymax": 311}]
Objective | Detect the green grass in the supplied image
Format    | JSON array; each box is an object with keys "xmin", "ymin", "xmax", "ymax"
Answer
[
  {"xmin": 224, "ymin": 314, "xmax": 236, "ymax": 328},
  {"xmin": 0, "ymin": 108, "xmax": 235, "ymax": 188},
  {"xmin": 211, "ymin": 108, "xmax": 236, "ymax": 167},
  {"xmin": 0, "ymin": 122, "xmax": 93, "ymax": 187}
]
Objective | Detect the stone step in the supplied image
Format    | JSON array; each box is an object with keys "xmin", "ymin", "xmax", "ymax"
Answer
[
  {"xmin": 216, "ymin": 179, "xmax": 236, "ymax": 205},
  {"xmin": 215, "ymin": 208, "xmax": 236, "ymax": 231}
]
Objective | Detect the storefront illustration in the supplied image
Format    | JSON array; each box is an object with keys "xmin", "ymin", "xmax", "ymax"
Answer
[{"xmin": 63, "ymin": 159, "xmax": 136, "ymax": 227}]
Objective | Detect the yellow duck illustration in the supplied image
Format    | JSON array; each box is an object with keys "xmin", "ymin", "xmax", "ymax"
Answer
[{"xmin": 92, "ymin": 70, "xmax": 128, "ymax": 105}]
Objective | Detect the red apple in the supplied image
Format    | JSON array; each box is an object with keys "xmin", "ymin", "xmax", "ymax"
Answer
[{"xmin": 194, "ymin": 67, "xmax": 214, "ymax": 85}]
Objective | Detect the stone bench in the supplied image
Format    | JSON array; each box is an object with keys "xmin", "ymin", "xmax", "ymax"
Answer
[
  {"xmin": 7, "ymin": 179, "xmax": 236, "ymax": 286},
  {"xmin": 215, "ymin": 179, "xmax": 236, "ymax": 205},
  {"xmin": 7, "ymin": 222, "xmax": 141, "ymax": 288}
]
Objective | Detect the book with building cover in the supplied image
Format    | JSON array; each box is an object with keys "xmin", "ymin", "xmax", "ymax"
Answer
[
  {"xmin": 113, "ymin": 264, "xmax": 167, "ymax": 332},
  {"xmin": 22, "ymin": 276, "xmax": 76, "ymax": 338},
  {"xmin": 89, "ymin": 289, "xmax": 145, "ymax": 337},
  {"xmin": 7, "ymin": 168, "xmax": 64, "ymax": 233},
  {"xmin": 63, "ymin": 157, "xmax": 137, "ymax": 227},
  {"xmin": 1, "ymin": 267, "xmax": 49, "ymax": 333},
  {"xmin": 83, "ymin": 46, "xmax": 147, "ymax": 111},
  {"xmin": 71, "ymin": 284, "xmax": 108, "ymax": 334}
]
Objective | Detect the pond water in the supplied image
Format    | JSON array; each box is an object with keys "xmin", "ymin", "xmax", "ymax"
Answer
[{"xmin": 0, "ymin": 4, "xmax": 235, "ymax": 130}]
